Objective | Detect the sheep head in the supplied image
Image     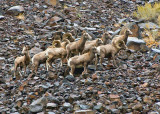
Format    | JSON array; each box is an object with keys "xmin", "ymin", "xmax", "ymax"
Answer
[
  {"xmin": 103, "ymin": 31, "xmax": 112, "ymax": 39},
  {"xmin": 52, "ymin": 40, "xmax": 61, "ymax": 48},
  {"xmin": 63, "ymin": 32, "xmax": 75, "ymax": 42},
  {"xmin": 97, "ymin": 39, "xmax": 103, "ymax": 45},
  {"xmin": 125, "ymin": 28, "xmax": 132, "ymax": 35},
  {"xmin": 22, "ymin": 46, "xmax": 29, "ymax": 55},
  {"xmin": 82, "ymin": 31, "xmax": 92, "ymax": 40}
]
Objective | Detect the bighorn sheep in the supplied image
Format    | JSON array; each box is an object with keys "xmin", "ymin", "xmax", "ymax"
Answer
[
  {"xmin": 32, "ymin": 40, "xmax": 62, "ymax": 73},
  {"xmin": 68, "ymin": 47, "xmax": 98, "ymax": 76},
  {"xmin": 66, "ymin": 31, "xmax": 92, "ymax": 59},
  {"xmin": 14, "ymin": 46, "xmax": 30, "ymax": 77},
  {"xmin": 62, "ymin": 32, "xmax": 75, "ymax": 42},
  {"xmin": 45, "ymin": 40, "xmax": 70, "ymax": 71},
  {"xmin": 101, "ymin": 31, "xmax": 112, "ymax": 45},
  {"xmin": 82, "ymin": 39, "xmax": 103, "ymax": 54},
  {"xmin": 95, "ymin": 40, "xmax": 127, "ymax": 68},
  {"xmin": 111, "ymin": 27, "xmax": 132, "ymax": 46}
]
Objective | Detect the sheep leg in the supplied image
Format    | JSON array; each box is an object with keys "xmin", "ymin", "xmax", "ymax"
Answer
[
  {"xmin": 70, "ymin": 65, "xmax": 75, "ymax": 76},
  {"xmin": 14, "ymin": 63, "xmax": 18, "ymax": 77},
  {"xmin": 82, "ymin": 62, "xmax": 88, "ymax": 75},
  {"xmin": 95, "ymin": 55, "xmax": 99, "ymax": 70},
  {"xmin": 66, "ymin": 50, "xmax": 70, "ymax": 59},
  {"xmin": 23, "ymin": 63, "xmax": 26, "ymax": 76},
  {"xmin": 100, "ymin": 54, "xmax": 105, "ymax": 68},
  {"xmin": 112, "ymin": 54, "xmax": 118, "ymax": 67}
]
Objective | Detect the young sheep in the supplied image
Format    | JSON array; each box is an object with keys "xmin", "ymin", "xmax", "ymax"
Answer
[
  {"xmin": 101, "ymin": 31, "xmax": 112, "ymax": 45},
  {"xmin": 66, "ymin": 31, "xmax": 92, "ymax": 59},
  {"xmin": 68, "ymin": 47, "xmax": 98, "ymax": 76},
  {"xmin": 32, "ymin": 40, "xmax": 61, "ymax": 73},
  {"xmin": 95, "ymin": 40, "xmax": 127, "ymax": 68},
  {"xmin": 82, "ymin": 39, "xmax": 103, "ymax": 54},
  {"xmin": 111, "ymin": 27, "xmax": 132, "ymax": 46},
  {"xmin": 45, "ymin": 41, "xmax": 69, "ymax": 71},
  {"xmin": 14, "ymin": 46, "xmax": 30, "ymax": 77}
]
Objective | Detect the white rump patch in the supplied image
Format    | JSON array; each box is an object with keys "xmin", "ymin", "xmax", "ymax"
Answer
[
  {"xmin": 96, "ymin": 47, "xmax": 101, "ymax": 55},
  {"xmin": 68, "ymin": 58, "xmax": 72, "ymax": 67}
]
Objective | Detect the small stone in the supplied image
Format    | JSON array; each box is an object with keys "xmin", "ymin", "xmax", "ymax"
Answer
[
  {"xmin": 143, "ymin": 96, "xmax": 152, "ymax": 104},
  {"xmin": 29, "ymin": 105, "xmax": 43, "ymax": 113},
  {"xmin": 47, "ymin": 103, "xmax": 58, "ymax": 109},
  {"xmin": 74, "ymin": 110, "xmax": 95, "ymax": 114},
  {"xmin": 63, "ymin": 102, "xmax": 71, "ymax": 108},
  {"xmin": 65, "ymin": 75, "xmax": 75, "ymax": 82},
  {"xmin": 109, "ymin": 94, "xmax": 120, "ymax": 101},
  {"xmin": 93, "ymin": 103, "xmax": 104, "ymax": 112},
  {"xmin": 141, "ymin": 83, "xmax": 149, "ymax": 88},
  {"xmin": 153, "ymin": 102, "xmax": 160, "ymax": 112},
  {"xmin": 0, "ymin": 15, "xmax": 5, "ymax": 20},
  {"xmin": 92, "ymin": 74, "xmax": 98, "ymax": 81},
  {"xmin": 80, "ymin": 104, "xmax": 90, "ymax": 110},
  {"xmin": 132, "ymin": 103, "xmax": 143, "ymax": 111}
]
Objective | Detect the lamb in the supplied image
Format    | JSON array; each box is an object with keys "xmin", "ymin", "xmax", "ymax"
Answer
[
  {"xmin": 95, "ymin": 40, "xmax": 127, "ymax": 68},
  {"xmin": 111, "ymin": 27, "xmax": 132, "ymax": 46},
  {"xmin": 14, "ymin": 46, "xmax": 30, "ymax": 77},
  {"xmin": 32, "ymin": 40, "xmax": 62, "ymax": 73},
  {"xmin": 45, "ymin": 40, "xmax": 70, "ymax": 71},
  {"xmin": 66, "ymin": 31, "xmax": 92, "ymax": 59},
  {"xmin": 68, "ymin": 47, "xmax": 98, "ymax": 76},
  {"xmin": 82, "ymin": 39, "xmax": 103, "ymax": 54}
]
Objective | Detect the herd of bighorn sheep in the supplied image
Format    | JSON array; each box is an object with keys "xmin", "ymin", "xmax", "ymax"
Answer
[{"xmin": 13, "ymin": 27, "xmax": 133, "ymax": 77}]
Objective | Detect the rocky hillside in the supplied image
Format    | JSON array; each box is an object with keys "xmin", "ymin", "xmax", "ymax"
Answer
[{"xmin": 0, "ymin": 0, "xmax": 160, "ymax": 113}]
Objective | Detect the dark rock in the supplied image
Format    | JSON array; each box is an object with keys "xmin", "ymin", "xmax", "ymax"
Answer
[{"xmin": 65, "ymin": 75, "xmax": 75, "ymax": 82}]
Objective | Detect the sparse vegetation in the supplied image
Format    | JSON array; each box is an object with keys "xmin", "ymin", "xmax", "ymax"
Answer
[
  {"xmin": 133, "ymin": 2, "xmax": 160, "ymax": 23},
  {"xmin": 133, "ymin": 2, "xmax": 160, "ymax": 47}
]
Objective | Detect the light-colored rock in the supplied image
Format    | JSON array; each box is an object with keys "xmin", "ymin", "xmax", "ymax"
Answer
[{"xmin": 7, "ymin": 6, "xmax": 24, "ymax": 16}]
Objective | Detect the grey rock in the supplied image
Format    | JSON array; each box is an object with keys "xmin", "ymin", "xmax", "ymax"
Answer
[
  {"xmin": 153, "ymin": 102, "xmax": 160, "ymax": 112},
  {"xmin": 138, "ymin": 22, "xmax": 160, "ymax": 29},
  {"xmin": 47, "ymin": 103, "xmax": 58, "ymax": 109},
  {"xmin": 29, "ymin": 105, "xmax": 43, "ymax": 113},
  {"xmin": 65, "ymin": 75, "xmax": 75, "ymax": 82},
  {"xmin": 63, "ymin": 102, "xmax": 71, "ymax": 108},
  {"xmin": 7, "ymin": 6, "xmax": 24, "ymax": 16},
  {"xmin": 80, "ymin": 104, "xmax": 90, "ymax": 110}
]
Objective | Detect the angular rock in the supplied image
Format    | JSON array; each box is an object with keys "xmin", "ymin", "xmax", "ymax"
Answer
[
  {"xmin": 7, "ymin": 6, "xmax": 24, "ymax": 16},
  {"xmin": 29, "ymin": 105, "xmax": 43, "ymax": 113},
  {"xmin": 47, "ymin": 103, "xmax": 58, "ymax": 109},
  {"xmin": 65, "ymin": 75, "xmax": 75, "ymax": 82},
  {"xmin": 74, "ymin": 110, "xmax": 95, "ymax": 114},
  {"xmin": 138, "ymin": 22, "xmax": 160, "ymax": 29},
  {"xmin": 127, "ymin": 37, "xmax": 148, "ymax": 52},
  {"xmin": 132, "ymin": 103, "xmax": 143, "ymax": 111},
  {"xmin": 0, "ymin": 15, "xmax": 5, "ymax": 20}
]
